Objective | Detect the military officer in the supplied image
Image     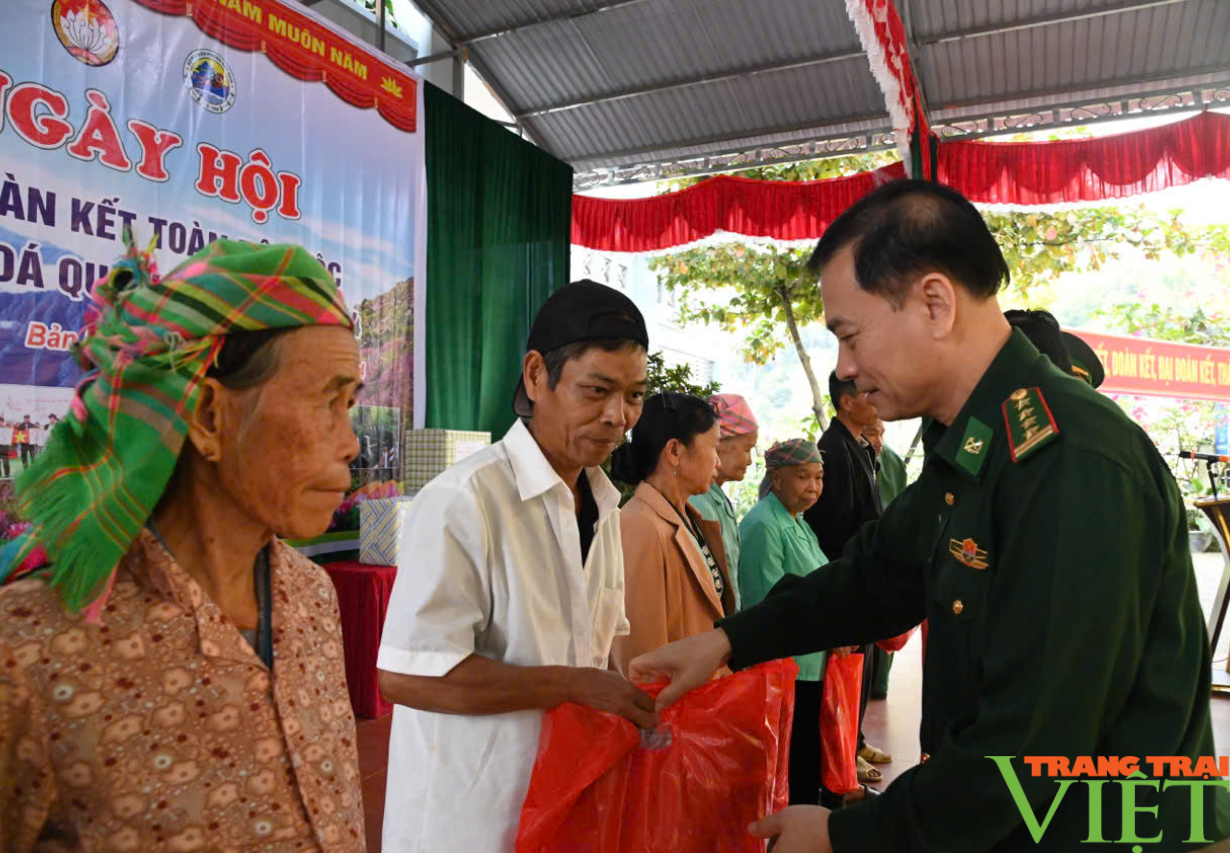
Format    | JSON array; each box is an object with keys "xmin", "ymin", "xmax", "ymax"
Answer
[{"xmin": 630, "ymin": 179, "xmax": 1225, "ymax": 852}]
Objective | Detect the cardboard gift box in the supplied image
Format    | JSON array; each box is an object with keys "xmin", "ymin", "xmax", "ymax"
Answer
[
  {"xmin": 403, "ymin": 428, "xmax": 491, "ymax": 491},
  {"xmin": 359, "ymin": 496, "xmax": 415, "ymax": 566}
]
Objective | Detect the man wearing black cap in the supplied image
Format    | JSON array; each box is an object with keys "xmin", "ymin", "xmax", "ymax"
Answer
[
  {"xmin": 1004, "ymin": 308, "xmax": 1106, "ymax": 389},
  {"xmin": 377, "ymin": 281, "xmax": 655, "ymax": 852}
]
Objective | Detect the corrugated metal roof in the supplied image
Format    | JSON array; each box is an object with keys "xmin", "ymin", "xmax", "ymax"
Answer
[
  {"xmin": 915, "ymin": 0, "xmax": 1230, "ymax": 108},
  {"xmin": 409, "ymin": 0, "xmax": 1230, "ymax": 170}
]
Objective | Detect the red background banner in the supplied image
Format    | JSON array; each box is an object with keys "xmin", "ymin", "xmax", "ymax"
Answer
[{"xmin": 1067, "ymin": 330, "xmax": 1230, "ymax": 402}]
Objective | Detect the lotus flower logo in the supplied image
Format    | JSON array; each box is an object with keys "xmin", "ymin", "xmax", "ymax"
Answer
[{"xmin": 51, "ymin": 0, "xmax": 120, "ymax": 67}]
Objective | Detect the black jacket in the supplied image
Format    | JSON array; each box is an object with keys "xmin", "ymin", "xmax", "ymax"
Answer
[{"xmin": 803, "ymin": 417, "xmax": 883, "ymax": 560}]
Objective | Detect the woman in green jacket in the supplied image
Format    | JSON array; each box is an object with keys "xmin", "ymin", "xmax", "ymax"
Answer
[{"xmin": 740, "ymin": 438, "xmax": 849, "ymax": 809}]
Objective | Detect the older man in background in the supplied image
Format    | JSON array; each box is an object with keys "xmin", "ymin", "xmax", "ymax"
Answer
[
  {"xmin": 0, "ymin": 236, "xmax": 367, "ymax": 851},
  {"xmin": 805, "ymin": 371, "xmax": 891, "ymax": 784},
  {"xmin": 861, "ymin": 417, "xmax": 909, "ymax": 701}
]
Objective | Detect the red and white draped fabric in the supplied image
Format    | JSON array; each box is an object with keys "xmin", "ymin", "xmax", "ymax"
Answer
[
  {"xmin": 571, "ymin": 163, "xmax": 906, "ymax": 254},
  {"xmin": 570, "ymin": 112, "xmax": 1230, "ymax": 253},
  {"xmin": 939, "ymin": 110, "xmax": 1230, "ymax": 206},
  {"xmin": 844, "ymin": 0, "xmax": 929, "ymax": 174}
]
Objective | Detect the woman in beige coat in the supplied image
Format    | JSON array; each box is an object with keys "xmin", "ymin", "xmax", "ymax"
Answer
[{"xmin": 610, "ymin": 392, "xmax": 734, "ymax": 676}]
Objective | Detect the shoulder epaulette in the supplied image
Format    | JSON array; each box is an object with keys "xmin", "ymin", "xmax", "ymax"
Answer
[{"xmin": 1002, "ymin": 387, "xmax": 1059, "ymax": 463}]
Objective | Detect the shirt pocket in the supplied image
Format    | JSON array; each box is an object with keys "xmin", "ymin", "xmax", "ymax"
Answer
[
  {"xmin": 929, "ymin": 551, "xmax": 991, "ymax": 710},
  {"xmin": 590, "ymin": 587, "xmax": 626, "ymax": 667}
]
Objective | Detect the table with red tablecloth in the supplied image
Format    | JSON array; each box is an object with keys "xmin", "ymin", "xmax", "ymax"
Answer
[{"xmin": 322, "ymin": 560, "xmax": 398, "ymax": 719}]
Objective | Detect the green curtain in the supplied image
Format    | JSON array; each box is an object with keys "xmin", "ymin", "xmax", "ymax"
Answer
[{"xmin": 424, "ymin": 83, "xmax": 573, "ymax": 438}]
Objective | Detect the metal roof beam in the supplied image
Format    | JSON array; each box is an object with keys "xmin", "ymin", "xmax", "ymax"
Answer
[
  {"xmin": 931, "ymin": 65, "xmax": 1230, "ymax": 111},
  {"xmin": 567, "ymin": 110, "xmax": 889, "ymax": 166},
  {"xmin": 571, "ymin": 81, "xmax": 1230, "ymax": 188},
  {"xmin": 573, "ymin": 132, "xmax": 899, "ymax": 189},
  {"xmin": 575, "ymin": 139, "xmax": 895, "ymax": 188},
  {"xmin": 921, "ymin": 0, "xmax": 1190, "ymax": 46},
  {"xmin": 407, "ymin": 47, "xmax": 463, "ymax": 67},
  {"xmin": 408, "ymin": 3, "xmax": 553, "ymax": 152},
  {"xmin": 517, "ymin": 48, "xmax": 867, "ymax": 119},
  {"xmin": 932, "ymin": 80, "xmax": 1230, "ymax": 137},
  {"xmin": 455, "ymin": 0, "xmax": 655, "ymax": 46}
]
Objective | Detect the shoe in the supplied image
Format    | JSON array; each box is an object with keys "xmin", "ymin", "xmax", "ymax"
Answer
[
  {"xmin": 856, "ymin": 755, "xmax": 883, "ymax": 783},
  {"xmin": 820, "ymin": 789, "xmax": 846, "ymax": 810},
  {"xmin": 843, "ymin": 783, "xmax": 883, "ymax": 804},
  {"xmin": 858, "ymin": 744, "xmax": 893, "ymax": 764}
]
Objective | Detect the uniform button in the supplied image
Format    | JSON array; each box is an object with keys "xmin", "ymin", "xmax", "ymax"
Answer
[
  {"xmin": 944, "ymin": 492, "xmax": 955, "ymax": 506},
  {"xmin": 920, "ymin": 752, "xmax": 931, "ymax": 764},
  {"xmin": 952, "ymin": 599, "xmax": 964, "ymax": 615}
]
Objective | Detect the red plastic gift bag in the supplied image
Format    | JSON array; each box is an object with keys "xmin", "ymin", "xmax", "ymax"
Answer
[
  {"xmin": 819, "ymin": 652, "xmax": 862, "ymax": 795},
  {"xmin": 876, "ymin": 625, "xmax": 918, "ymax": 653},
  {"xmin": 516, "ymin": 660, "xmax": 798, "ymax": 853}
]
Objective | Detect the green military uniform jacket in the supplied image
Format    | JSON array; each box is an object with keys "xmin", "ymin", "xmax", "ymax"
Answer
[
  {"xmin": 738, "ymin": 492, "xmax": 828, "ymax": 681},
  {"xmin": 876, "ymin": 444, "xmax": 909, "ymax": 507},
  {"xmin": 690, "ymin": 482, "xmax": 742, "ymax": 610},
  {"xmin": 719, "ymin": 330, "xmax": 1225, "ymax": 851}
]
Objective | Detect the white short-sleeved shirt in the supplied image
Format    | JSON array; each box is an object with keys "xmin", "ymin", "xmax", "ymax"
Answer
[{"xmin": 377, "ymin": 419, "xmax": 629, "ymax": 853}]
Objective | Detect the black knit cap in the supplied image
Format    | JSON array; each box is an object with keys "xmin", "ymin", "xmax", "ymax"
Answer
[{"xmin": 513, "ymin": 280, "xmax": 649, "ymax": 417}]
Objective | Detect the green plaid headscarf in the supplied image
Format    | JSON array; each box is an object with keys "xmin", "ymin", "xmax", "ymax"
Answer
[
  {"xmin": 764, "ymin": 438, "xmax": 823, "ymax": 471},
  {"xmin": 0, "ymin": 233, "xmax": 353, "ymax": 618}
]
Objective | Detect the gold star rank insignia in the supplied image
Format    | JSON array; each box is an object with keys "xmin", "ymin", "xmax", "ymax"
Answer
[{"xmin": 1003, "ymin": 387, "xmax": 1060, "ymax": 463}]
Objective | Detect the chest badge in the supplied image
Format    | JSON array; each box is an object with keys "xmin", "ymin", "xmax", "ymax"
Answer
[{"xmin": 950, "ymin": 537, "xmax": 989, "ymax": 570}]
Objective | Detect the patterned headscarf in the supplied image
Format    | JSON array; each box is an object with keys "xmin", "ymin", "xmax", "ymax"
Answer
[
  {"xmin": 709, "ymin": 393, "xmax": 758, "ymax": 439},
  {"xmin": 0, "ymin": 232, "xmax": 352, "ymax": 618},
  {"xmin": 764, "ymin": 438, "xmax": 823, "ymax": 471}
]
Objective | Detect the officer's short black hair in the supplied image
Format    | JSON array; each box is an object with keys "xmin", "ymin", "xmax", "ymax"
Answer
[
  {"xmin": 828, "ymin": 370, "xmax": 859, "ymax": 413},
  {"xmin": 807, "ymin": 180, "xmax": 1010, "ymax": 306}
]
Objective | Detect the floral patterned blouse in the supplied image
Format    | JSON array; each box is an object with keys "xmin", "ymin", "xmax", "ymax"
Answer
[{"xmin": 0, "ymin": 531, "xmax": 365, "ymax": 852}]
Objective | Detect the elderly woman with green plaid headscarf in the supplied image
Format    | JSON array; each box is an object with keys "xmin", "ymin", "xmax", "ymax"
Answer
[
  {"xmin": 740, "ymin": 438, "xmax": 853, "ymax": 809},
  {"xmin": 0, "ymin": 235, "xmax": 367, "ymax": 851}
]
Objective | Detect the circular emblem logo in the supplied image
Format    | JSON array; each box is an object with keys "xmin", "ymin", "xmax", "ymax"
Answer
[
  {"xmin": 183, "ymin": 49, "xmax": 237, "ymax": 114},
  {"xmin": 51, "ymin": 0, "xmax": 120, "ymax": 67}
]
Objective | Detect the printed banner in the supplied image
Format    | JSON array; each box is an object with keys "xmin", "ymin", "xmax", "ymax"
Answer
[
  {"xmin": 0, "ymin": 0, "xmax": 425, "ymax": 484},
  {"xmin": 1067, "ymin": 330, "xmax": 1230, "ymax": 403}
]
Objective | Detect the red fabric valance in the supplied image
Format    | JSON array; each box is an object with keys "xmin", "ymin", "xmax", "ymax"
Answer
[
  {"xmin": 940, "ymin": 110, "xmax": 1230, "ymax": 206},
  {"xmin": 572, "ymin": 162, "xmax": 907, "ymax": 253},
  {"xmin": 571, "ymin": 111, "xmax": 1230, "ymax": 252}
]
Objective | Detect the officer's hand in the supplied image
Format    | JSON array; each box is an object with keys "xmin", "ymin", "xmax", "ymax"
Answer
[
  {"xmin": 750, "ymin": 806, "xmax": 833, "ymax": 853},
  {"xmin": 832, "ymin": 646, "xmax": 858, "ymax": 658},
  {"xmin": 569, "ymin": 668, "xmax": 658, "ymax": 730},
  {"xmin": 628, "ymin": 629, "xmax": 733, "ymax": 711}
]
